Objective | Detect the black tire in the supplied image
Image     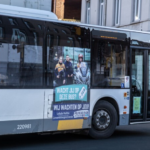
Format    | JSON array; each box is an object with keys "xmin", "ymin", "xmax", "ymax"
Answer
[{"xmin": 89, "ymin": 100, "xmax": 118, "ymax": 139}]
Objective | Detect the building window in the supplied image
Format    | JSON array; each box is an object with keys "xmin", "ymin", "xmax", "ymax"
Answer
[
  {"xmin": 115, "ymin": 0, "xmax": 121, "ymax": 25},
  {"xmin": 99, "ymin": 0, "xmax": 104, "ymax": 26},
  {"xmin": 134, "ymin": 0, "xmax": 141, "ymax": 21},
  {"xmin": 86, "ymin": 1, "xmax": 90, "ymax": 24}
]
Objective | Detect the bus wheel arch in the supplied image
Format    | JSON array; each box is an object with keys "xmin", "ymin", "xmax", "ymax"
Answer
[
  {"xmin": 92, "ymin": 97, "xmax": 119, "ymax": 125},
  {"xmin": 89, "ymin": 98, "xmax": 119, "ymax": 139}
]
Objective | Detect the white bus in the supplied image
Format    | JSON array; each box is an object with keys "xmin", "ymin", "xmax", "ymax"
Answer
[{"xmin": 0, "ymin": 4, "xmax": 150, "ymax": 139}]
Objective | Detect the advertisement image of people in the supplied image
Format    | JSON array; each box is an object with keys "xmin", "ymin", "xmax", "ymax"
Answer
[
  {"xmin": 53, "ymin": 47, "xmax": 91, "ymax": 87},
  {"xmin": 64, "ymin": 55, "xmax": 73, "ymax": 85},
  {"xmin": 52, "ymin": 46, "xmax": 91, "ymax": 120},
  {"xmin": 55, "ymin": 56, "xmax": 66, "ymax": 86}
]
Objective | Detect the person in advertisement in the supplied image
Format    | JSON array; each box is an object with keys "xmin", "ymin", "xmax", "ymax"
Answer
[
  {"xmin": 75, "ymin": 62, "xmax": 90, "ymax": 86},
  {"xmin": 77, "ymin": 54, "xmax": 83, "ymax": 68},
  {"xmin": 64, "ymin": 55, "xmax": 73, "ymax": 85},
  {"xmin": 74, "ymin": 54, "xmax": 90, "ymax": 86},
  {"xmin": 55, "ymin": 56, "xmax": 66, "ymax": 86}
]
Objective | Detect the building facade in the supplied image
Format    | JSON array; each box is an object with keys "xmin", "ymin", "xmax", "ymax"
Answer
[
  {"xmin": 0, "ymin": 0, "xmax": 52, "ymax": 11},
  {"xmin": 0, "ymin": 0, "xmax": 82, "ymax": 21},
  {"xmin": 52, "ymin": 0, "xmax": 81, "ymax": 21},
  {"xmin": 81, "ymin": 0, "xmax": 150, "ymax": 32}
]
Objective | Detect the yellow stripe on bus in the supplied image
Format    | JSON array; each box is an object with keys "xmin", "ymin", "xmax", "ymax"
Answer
[{"xmin": 57, "ymin": 119, "xmax": 83, "ymax": 130}]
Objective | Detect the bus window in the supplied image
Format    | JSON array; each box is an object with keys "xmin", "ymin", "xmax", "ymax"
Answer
[
  {"xmin": 20, "ymin": 31, "xmax": 26, "ymax": 43},
  {"xmin": 0, "ymin": 17, "xmax": 44, "ymax": 88},
  {"xmin": 45, "ymin": 23, "xmax": 91, "ymax": 90},
  {"xmin": 22, "ymin": 30, "xmax": 43, "ymax": 87},
  {"xmin": 11, "ymin": 29, "xmax": 27, "ymax": 44},
  {"xmin": 9, "ymin": 18, "xmax": 18, "ymax": 26},
  {"xmin": 0, "ymin": 27, "xmax": 3, "ymax": 39},
  {"xmin": 33, "ymin": 32, "xmax": 38, "ymax": 45},
  {"xmin": 24, "ymin": 21, "xmax": 34, "ymax": 30},
  {"xmin": 38, "ymin": 25, "xmax": 42, "ymax": 30},
  {"xmin": 53, "ymin": 28, "xmax": 59, "ymax": 33},
  {"xmin": 46, "ymin": 34, "xmax": 54, "ymax": 87},
  {"xmin": 92, "ymin": 40, "xmax": 128, "ymax": 88},
  {"xmin": 56, "ymin": 35, "xmax": 60, "ymax": 46},
  {"xmin": 62, "ymin": 30, "xmax": 67, "ymax": 34}
]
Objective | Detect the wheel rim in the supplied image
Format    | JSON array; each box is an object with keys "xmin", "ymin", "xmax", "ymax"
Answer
[{"xmin": 93, "ymin": 110, "xmax": 111, "ymax": 131}]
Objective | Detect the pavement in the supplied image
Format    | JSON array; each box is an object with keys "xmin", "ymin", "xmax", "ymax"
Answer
[{"xmin": 0, "ymin": 124, "xmax": 150, "ymax": 150}]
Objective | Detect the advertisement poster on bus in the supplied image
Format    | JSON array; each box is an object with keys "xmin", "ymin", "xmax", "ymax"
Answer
[
  {"xmin": 51, "ymin": 46, "xmax": 91, "ymax": 120},
  {"xmin": 53, "ymin": 102, "xmax": 90, "ymax": 120},
  {"xmin": 133, "ymin": 97, "xmax": 141, "ymax": 114}
]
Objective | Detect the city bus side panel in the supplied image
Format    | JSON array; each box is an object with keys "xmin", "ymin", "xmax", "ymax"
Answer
[
  {"xmin": 43, "ymin": 21, "xmax": 91, "ymax": 132},
  {"xmin": 0, "ymin": 15, "xmax": 46, "ymax": 135},
  {"xmin": 0, "ymin": 90, "xmax": 45, "ymax": 135},
  {"xmin": 90, "ymin": 89, "xmax": 130, "ymax": 126},
  {"xmin": 90, "ymin": 29, "xmax": 131, "ymax": 126}
]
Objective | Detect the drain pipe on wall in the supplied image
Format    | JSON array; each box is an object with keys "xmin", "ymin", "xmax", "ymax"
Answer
[{"xmin": 54, "ymin": 0, "xmax": 57, "ymax": 14}]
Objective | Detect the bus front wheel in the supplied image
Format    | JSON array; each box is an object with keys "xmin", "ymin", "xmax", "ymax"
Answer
[{"xmin": 89, "ymin": 100, "xmax": 118, "ymax": 139}]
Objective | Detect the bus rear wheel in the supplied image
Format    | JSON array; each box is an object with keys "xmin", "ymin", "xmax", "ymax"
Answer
[{"xmin": 89, "ymin": 100, "xmax": 118, "ymax": 139}]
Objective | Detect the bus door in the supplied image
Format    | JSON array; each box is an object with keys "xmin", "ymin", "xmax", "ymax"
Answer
[{"xmin": 131, "ymin": 48, "xmax": 150, "ymax": 121}]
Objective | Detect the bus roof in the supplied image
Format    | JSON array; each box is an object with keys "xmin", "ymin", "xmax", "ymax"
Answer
[
  {"xmin": 0, "ymin": 4, "xmax": 58, "ymax": 20},
  {"xmin": 0, "ymin": 4, "xmax": 150, "ymax": 35}
]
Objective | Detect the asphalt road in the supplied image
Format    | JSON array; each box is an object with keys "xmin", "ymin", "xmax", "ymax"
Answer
[{"xmin": 1, "ymin": 124, "xmax": 150, "ymax": 150}]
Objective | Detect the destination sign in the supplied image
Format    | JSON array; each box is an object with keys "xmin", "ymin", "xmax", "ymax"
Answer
[{"xmin": 92, "ymin": 30, "xmax": 127, "ymax": 41}]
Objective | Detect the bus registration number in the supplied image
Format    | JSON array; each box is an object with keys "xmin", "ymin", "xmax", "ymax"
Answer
[{"xmin": 17, "ymin": 124, "xmax": 31, "ymax": 130}]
